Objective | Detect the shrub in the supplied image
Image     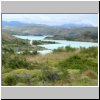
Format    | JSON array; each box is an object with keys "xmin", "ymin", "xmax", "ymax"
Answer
[
  {"xmin": 65, "ymin": 46, "xmax": 76, "ymax": 52},
  {"xmin": 2, "ymin": 69, "xmax": 42, "ymax": 86},
  {"xmin": 57, "ymin": 54, "xmax": 98, "ymax": 72},
  {"xmin": 2, "ymin": 47, "xmax": 14, "ymax": 54},
  {"xmin": 80, "ymin": 46, "xmax": 98, "ymax": 58},
  {"xmin": 79, "ymin": 76, "xmax": 91, "ymax": 84},
  {"xmin": 31, "ymin": 50, "xmax": 38, "ymax": 55},
  {"xmin": 41, "ymin": 66, "xmax": 62, "ymax": 83},
  {"xmin": 2, "ymin": 73, "xmax": 17, "ymax": 86},
  {"xmin": 67, "ymin": 69, "xmax": 80, "ymax": 80},
  {"xmin": 2, "ymin": 66, "xmax": 12, "ymax": 74},
  {"xmin": 22, "ymin": 50, "xmax": 30, "ymax": 55},
  {"xmin": 82, "ymin": 70, "xmax": 97, "ymax": 79},
  {"xmin": 30, "ymin": 69, "xmax": 42, "ymax": 82},
  {"xmin": 32, "ymin": 40, "xmax": 41, "ymax": 45},
  {"xmin": 2, "ymin": 53, "xmax": 10, "ymax": 66},
  {"xmin": 53, "ymin": 46, "xmax": 76, "ymax": 53},
  {"xmin": 7, "ymin": 55, "xmax": 32, "ymax": 69},
  {"xmin": 53, "ymin": 47, "xmax": 64, "ymax": 53}
]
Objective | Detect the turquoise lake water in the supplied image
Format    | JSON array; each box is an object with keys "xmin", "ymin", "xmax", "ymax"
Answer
[{"xmin": 13, "ymin": 35, "xmax": 98, "ymax": 54}]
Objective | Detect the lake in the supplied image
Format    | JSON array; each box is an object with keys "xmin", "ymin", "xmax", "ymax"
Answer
[{"xmin": 13, "ymin": 35, "xmax": 98, "ymax": 54}]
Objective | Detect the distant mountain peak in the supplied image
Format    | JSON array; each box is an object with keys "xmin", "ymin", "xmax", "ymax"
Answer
[
  {"xmin": 62, "ymin": 23, "xmax": 94, "ymax": 28},
  {"xmin": 2, "ymin": 21, "xmax": 36, "ymax": 27},
  {"xmin": 2, "ymin": 21, "xmax": 95, "ymax": 28}
]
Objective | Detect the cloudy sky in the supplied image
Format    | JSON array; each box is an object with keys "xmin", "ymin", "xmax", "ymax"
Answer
[{"xmin": 2, "ymin": 14, "xmax": 98, "ymax": 26}]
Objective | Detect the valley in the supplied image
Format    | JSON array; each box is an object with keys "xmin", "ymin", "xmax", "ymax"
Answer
[
  {"xmin": 2, "ymin": 29, "xmax": 98, "ymax": 86},
  {"xmin": 2, "ymin": 17, "xmax": 98, "ymax": 86}
]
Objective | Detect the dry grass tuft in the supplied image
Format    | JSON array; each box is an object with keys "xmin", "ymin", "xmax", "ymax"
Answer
[{"xmin": 82, "ymin": 70, "xmax": 97, "ymax": 79}]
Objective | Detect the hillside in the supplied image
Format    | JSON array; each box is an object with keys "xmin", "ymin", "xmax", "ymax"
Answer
[
  {"xmin": 2, "ymin": 25, "xmax": 98, "ymax": 42},
  {"xmin": 45, "ymin": 29, "xmax": 98, "ymax": 42},
  {"xmin": 2, "ymin": 46, "xmax": 98, "ymax": 86},
  {"xmin": 2, "ymin": 32, "xmax": 45, "ymax": 54},
  {"xmin": 2, "ymin": 32, "xmax": 26, "ymax": 44},
  {"xmin": 2, "ymin": 26, "xmax": 98, "ymax": 86}
]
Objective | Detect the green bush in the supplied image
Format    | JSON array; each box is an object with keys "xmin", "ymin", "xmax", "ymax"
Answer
[
  {"xmin": 22, "ymin": 50, "xmax": 30, "ymax": 55},
  {"xmin": 67, "ymin": 69, "xmax": 80, "ymax": 80},
  {"xmin": 79, "ymin": 76, "xmax": 91, "ymax": 85},
  {"xmin": 31, "ymin": 50, "xmax": 38, "ymax": 55},
  {"xmin": 2, "ymin": 47, "xmax": 14, "ymax": 54},
  {"xmin": 2, "ymin": 66, "xmax": 12, "ymax": 74},
  {"xmin": 80, "ymin": 46, "xmax": 98, "ymax": 58},
  {"xmin": 40, "ymin": 66, "xmax": 62, "ymax": 83},
  {"xmin": 8, "ymin": 56, "xmax": 30, "ymax": 69},
  {"xmin": 53, "ymin": 47, "xmax": 64, "ymax": 53},
  {"xmin": 3, "ymin": 55, "xmax": 33, "ymax": 69},
  {"xmin": 82, "ymin": 70, "xmax": 97, "ymax": 79},
  {"xmin": 53, "ymin": 46, "xmax": 76, "ymax": 53},
  {"xmin": 57, "ymin": 54, "xmax": 98, "ymax": 72},
  {"xmin": 2, "ymin": 73, "xmax": 17, "ymax": 86},
  {"xmin": 65, "ymin": 46, "xmax": 76, "ymax": 52},
  {"xmin": 32, "ymin": 40, "xmax": 41, "ymax": 45},
  {"xmin": 2, "ymin": 69, "xmax": 42, "ymax": 86}
]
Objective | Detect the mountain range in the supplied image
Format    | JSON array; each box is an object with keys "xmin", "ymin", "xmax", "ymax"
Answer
[
  {"xmin": 2, "ymin": 21, "xmax": 95, "ymax": 28},
  {"xmin": 2, "ymin": 21, "xmax": 98, "ymax": 42}
]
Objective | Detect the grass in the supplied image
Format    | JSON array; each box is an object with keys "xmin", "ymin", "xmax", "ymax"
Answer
[
  {"xmin": 2, "ymin": 32, "xmax": 46, "ymax": 55},
  {"xmin": 2, "ymin": 45, "xmax": 98, "ymax": 86},
  {"xmin": 2, "ymin": 31, "xmax": 98, "ymax": 86},
  {"xmin": 53, "ymin": 46, "xmax": 76, "ymax": 53},
  {"xmin": 2, "ymin": 27, "xmax": 98, "ymax": 86}
]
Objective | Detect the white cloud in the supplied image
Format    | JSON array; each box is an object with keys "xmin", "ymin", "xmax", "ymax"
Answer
[{"xmin": 2, "ymin": 14, "xmax": 98, "ymax": 26}]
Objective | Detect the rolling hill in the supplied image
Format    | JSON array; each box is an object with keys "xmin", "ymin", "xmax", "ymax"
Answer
[{"xmin": 2, "ymin": 21, "xmax": 98, "ymax": 42}]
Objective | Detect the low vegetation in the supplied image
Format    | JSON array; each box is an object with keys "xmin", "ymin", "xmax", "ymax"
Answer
[
  {"xmin": 53, "ymin": 46, "xmax": 76, "ymax": 53},
  {"xmin": 2, "ymin": 32, "xmax": 46, "ymax": 55},
  {"xmin": 32, "ymin": 40, "xmax": 56, "ymax": 45},
  {"xmin": 2, "ymin": 30, "xmax": 98, "ymax": 86},
  {"xmin": 2, "ymin": 45, "xmax": 98, "ymax": 86}
]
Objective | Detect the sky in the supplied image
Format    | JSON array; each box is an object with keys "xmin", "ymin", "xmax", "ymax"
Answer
[{"xmin": 2, "ymin": 14, "xmax": 98, "ymax": 26}]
